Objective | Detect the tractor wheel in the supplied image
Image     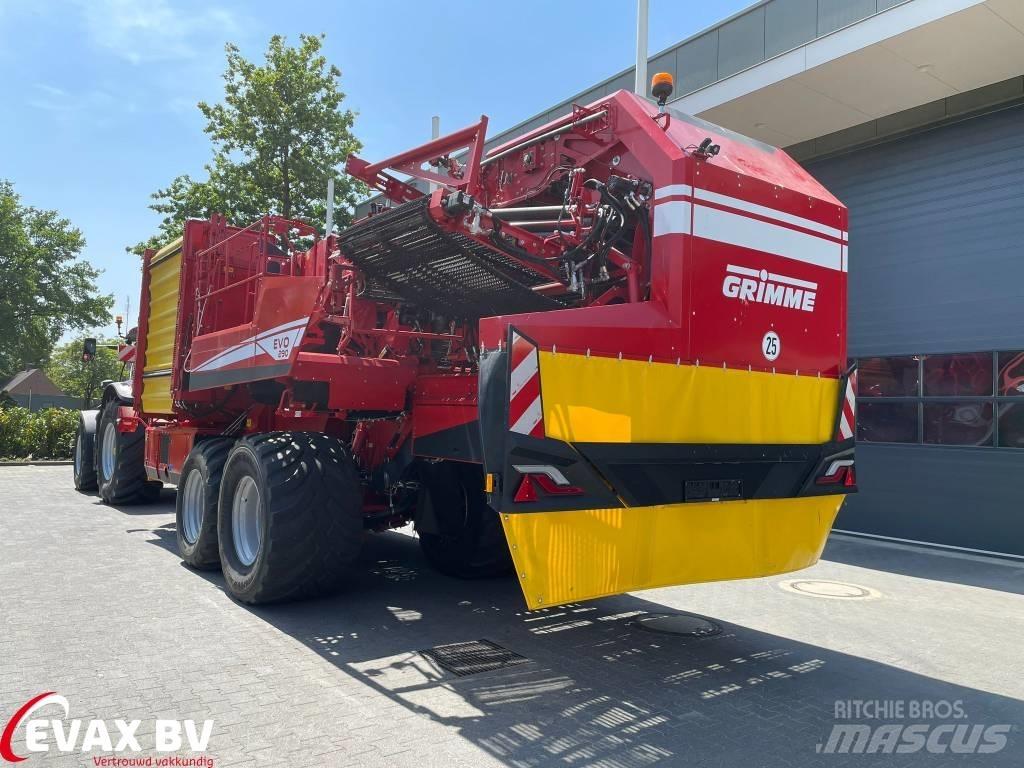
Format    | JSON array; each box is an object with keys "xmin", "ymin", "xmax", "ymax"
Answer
[
  {"xmin": 96, "ymin": 399, "xmax": 161, "ymax": 505},
  {"xmin": 416, "ymin": 461, "xmax": 513, "ymax": 579},
  {"xmin": 176, "ymin": 439, "xmax": 233, "ymax": 570},
  {"xmin": 73, "ymin": 410, "xmax": 99, "ymax": 492},
  {"xmin": 217, "ymin": 432, "xmax": 364, "ymax": 604}
]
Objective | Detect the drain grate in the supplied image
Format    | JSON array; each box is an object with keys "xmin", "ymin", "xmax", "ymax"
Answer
[{"xmin": 421, "ymin": 639, "xmax": 529, "ymax": 677}]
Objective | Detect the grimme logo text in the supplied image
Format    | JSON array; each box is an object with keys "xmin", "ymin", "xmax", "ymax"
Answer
[
  {"xmin": 1, "ymin": 693, "xmax": 213, "ymax": 764},
  {"xmin": 722, "ymin": 264, "xmax": 817, "ymax": 312}
]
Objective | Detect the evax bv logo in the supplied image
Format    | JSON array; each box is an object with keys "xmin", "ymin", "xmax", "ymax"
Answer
[
  {"xmin": 1, "ymin": 692, "xmax": 213, "ymax": 763},
  {"xmin": 722, "ymin": 264, "xmax": 817, "ymax": 312}
]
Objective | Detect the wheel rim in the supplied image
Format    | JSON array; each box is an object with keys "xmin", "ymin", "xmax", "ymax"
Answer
[
  {"xmin": 231, "ymin": 475, "xmax": 262, "ymax": 567},
  {"xmin": 74, "ymin": 432, "xmax": 82, "ymax": 476},
  {"xmin": 180, "ymin": 468, "xmax": 205, "ymax": 545},
  {"xmin": 101, "ymin": 422, "xmax": 117, "ymax": 481}
]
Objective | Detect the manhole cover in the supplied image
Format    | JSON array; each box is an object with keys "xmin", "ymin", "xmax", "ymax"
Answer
[
  {"xmin": 778, "ymin": 579, "xmax": 881, "ymax": 600},
  {"xmin": 421, "ymin": 639, "xmax": 529, "ymax": 677},
  {"xmin": 632, "ymin": 612, "xmax": 722, "ymax": 637}
]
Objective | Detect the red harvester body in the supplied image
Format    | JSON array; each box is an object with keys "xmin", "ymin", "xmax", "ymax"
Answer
[{"xmin": 77, "ymin": 89, "xmax": 856, "ymax": 607}]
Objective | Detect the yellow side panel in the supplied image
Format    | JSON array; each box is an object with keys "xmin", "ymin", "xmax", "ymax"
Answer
[
  {"xmin": 540, "ymin": 351, "xmax": 838, "ymax": 445},
  {"xmin": 502, "ymin": 496, "xmax": 844, "ymax": 608},
  {"xmin": 504, "ymin": 351, "xmax": 844, "ymax": 606},
  {"xmin": 141, "ymin": 245, "xmax": 182, "ymax": 415}
]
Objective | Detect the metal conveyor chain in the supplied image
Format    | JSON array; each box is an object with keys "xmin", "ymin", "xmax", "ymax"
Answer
[{"xmin": 336, "ymin": 198, "xmax": 568, "ymax": 318}]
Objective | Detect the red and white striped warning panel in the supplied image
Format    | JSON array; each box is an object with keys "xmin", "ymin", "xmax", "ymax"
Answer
[
  {"xmin": 508, "ymin": 331, "xmax": 545, "ymax": 438},
  {"xmin": 837, "ymin": 371, "xmax": 857, "ymax": 441}
]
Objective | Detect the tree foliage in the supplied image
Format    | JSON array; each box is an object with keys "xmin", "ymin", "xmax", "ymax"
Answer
[
  {"xmin": 0, "ymin": 180, "xmax": 112, "ymax": 379},
  {"xmin": 134, "ymin": 33, "xmax": 364, "ymax": 253},
  {"xmin": 46, "ymin": 335, "xmax": 123, "ymax": 408}
]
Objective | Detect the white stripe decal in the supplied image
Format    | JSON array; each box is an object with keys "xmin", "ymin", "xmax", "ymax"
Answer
[
  {"xmin": 255, "ymin": 317, "xmax": 309, "ymax": 342},
  {"xmin": 193, "ymin": 341, "xmax": 257, "ymax": 372},
  {"xmin": 193, "ymin": 316, "xmax": 310, "ymax": 372},
  {"xmin": 509, "ymin": 351, "xmax": 538, "ymax": 400},
  {"xmin": 694, "ymin": 205, "xmax": 843, "ymax": 272},
  {"xmin": 839, "ymin": 414, "xmax": 853, "ymax": 441},
  {"xmin": 509, "ymin": 396, "xmax": 543, "ymax": 436},
  {"xmin": 694, "ymin": 188, "xmax": 845, "ymax": 241},
  {"xmin": 654, "ymin": 184, "xmax": 693, "ymax": 200},
  {"xmin": 726, "ymin": 264, "xmax": 817, "ymax": 290},
  {"xmin": 653, "ymin": 200, "xmax": 692, "ymax": 237}
]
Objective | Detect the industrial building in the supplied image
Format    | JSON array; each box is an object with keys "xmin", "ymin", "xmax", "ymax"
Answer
[{"xmin": 363, "ymin": 0, "xmax": 1024, "ymax": 558}]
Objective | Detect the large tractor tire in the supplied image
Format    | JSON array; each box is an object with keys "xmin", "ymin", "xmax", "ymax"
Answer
[
  {"xmin": 176, "ymin": 439, "xmax": 233, "ymax": 570},
  {"xmin": 416, "ymin": 461, "xmax": 513, "ymax": 579},
  {"xmin": 217, "ymin": 432, "xmax": 364, "ymax": 604},
  {"xmin": 95, "ymin": 399, "xmax": 161, "ymax": 505},
  {"xmin": 73, "ymin": 410, "xmax": 99, "ymax": 492}
]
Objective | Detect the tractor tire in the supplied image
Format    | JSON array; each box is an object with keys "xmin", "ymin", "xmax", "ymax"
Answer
[
  {"xmin": 95, "ymin": 399, "xmax": 161, "ymax": 505},
  {"xmin": 73, "ymin": 410, "xmax": 99, "ymax": 492},
  {"xmin": 217, "ymin": 432, "xmax": 364, "ymax": 604},
  {"xmin": 176, "ymin": 439, "xmax": 233, "ymax": 570},
  {"xmin": 416, "ymin": 461, "xmax": 513, "ymax": 579}
]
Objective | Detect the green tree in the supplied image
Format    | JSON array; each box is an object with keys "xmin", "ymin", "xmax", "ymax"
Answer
[
  {"xmin": 0, "ymin": 181, "xmax": 112, "ymax": 379},
  {"xmin": 45, "ymin": 335, "xmax": 123, "ymax": 408},
  {"xmin": 134, "ymin": 33, "xmax": 364, "ymax": 253}
]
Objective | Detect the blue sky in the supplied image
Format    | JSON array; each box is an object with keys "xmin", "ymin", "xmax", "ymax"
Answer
[{"xmin": 0, "ymin": 0, "xmax": 751, "ymax": 338}]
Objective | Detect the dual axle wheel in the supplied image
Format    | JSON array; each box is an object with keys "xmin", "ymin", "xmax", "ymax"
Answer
[
  {"xmin": 176, "ymin": 434, "xmax": 510, "ymax": 603},
  {"xmin": 74, "ymin": 414, "xmax": 512, "ymax": 604},
  {"xmin": 175, "ymin": 433, "xmax": 364, "ymax": 603}
]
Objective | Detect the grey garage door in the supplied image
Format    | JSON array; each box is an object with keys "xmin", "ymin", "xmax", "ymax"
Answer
[{"xmin": 803, "ymin": 103, "xmax": 1024, "ymax": 557}]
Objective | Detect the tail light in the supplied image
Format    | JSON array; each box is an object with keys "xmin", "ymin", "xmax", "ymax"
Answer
[
  {"xmin": 816, "ymin": 458, "xmax": 856, "ymax": 488},
  {"xmin": 511, "ymin": 464, "xmax": 583, "ymax": 503}
]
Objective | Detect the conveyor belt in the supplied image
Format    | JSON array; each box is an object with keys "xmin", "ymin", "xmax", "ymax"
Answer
[{"xmin": 337, "ymin": 198, "xmax": 568, "ymax": 318}]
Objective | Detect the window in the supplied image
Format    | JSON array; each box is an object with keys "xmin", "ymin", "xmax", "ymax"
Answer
[
  {"xmin": 997, "ymin": 351, "xmax": 1024, "ymax": 396},
  {"xmin": 998, "ymin": 402, "xmax": 1024, "ymax": 448},
  {"xmin": 857, "ymin": 401, "xmax": 918, "ymax": 443},
  {"xmin": 858, "ymin": 356, "xmax": 919, "ymax": 397},
  {"xmin": 922, "ymin": 353, "xmax": 992, "ymax": 396},
  {"xmin": 854, "ymin": 351, "xmax": 1023, "ymax": 449},
  {"xmin": 923, "ymin": 402, "xmax": 993, "ymax": 446}
]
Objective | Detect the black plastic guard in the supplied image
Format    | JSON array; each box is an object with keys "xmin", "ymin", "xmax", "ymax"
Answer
[{"xmin": 478, "ymin": 335, "xmax": 623, "ymax": 513}]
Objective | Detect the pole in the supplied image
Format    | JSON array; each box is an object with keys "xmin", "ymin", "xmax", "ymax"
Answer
[
  {"xmin": 325, "ymin": 177, "xmax": 335, "ymax": 235},
  {"xmin": 430, "ymin": 115, "xmax": 440, "ymax": 192},
  {"xmin": 635, "ymin": 0, "xmax": 649, "ymax": 96}
]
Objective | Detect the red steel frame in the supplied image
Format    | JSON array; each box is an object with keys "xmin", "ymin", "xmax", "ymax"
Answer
[{"xmin": 125, "ymin": 89, "xmax": 849, "ymax": 506}]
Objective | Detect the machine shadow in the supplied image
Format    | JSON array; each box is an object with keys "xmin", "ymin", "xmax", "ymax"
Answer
[
  {"xmin": 126, "ymin": 506, "xmax": 1024, "ymax": 766},
  {"xmin": 89, "ymin": 485, "xmax": 178, "ymax": 516},
  {"xmin": 230, "ymin": 531, "xmax": 1023, "ymax": 767},
  {"xmin": 823, "ymin": 535, "xmax": 1024, "ymax": 596}
]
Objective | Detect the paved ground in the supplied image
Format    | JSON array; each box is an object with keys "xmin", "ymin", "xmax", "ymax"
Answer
[{"xmin": 1, "ymin": 464, "xmax": 1023, "ymax": 767}]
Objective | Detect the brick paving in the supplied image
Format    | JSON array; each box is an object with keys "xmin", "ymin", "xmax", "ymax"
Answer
[{"xmin": 1, "ymin": 464, "xmax": 1022, "ymax": 767}]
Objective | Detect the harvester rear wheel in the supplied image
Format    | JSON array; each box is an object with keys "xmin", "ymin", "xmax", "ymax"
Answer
[
  {"xmin": 96, "ymin": 399, "xmax": 161, "ymax": 505},
  {"xmin": 416, "ymin": 462, "xmax": 513, "ymax": 579},
  {"xmin": 217, "ymin": 432, "xmax": 363, "ymax": 604},
  {"xmin": 73, "ymin": 410, "xmax": 99, "ymax": 492},
  {"xmin": 176, "ymin": 439, "xmax": 232, "ymax": 570}
]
